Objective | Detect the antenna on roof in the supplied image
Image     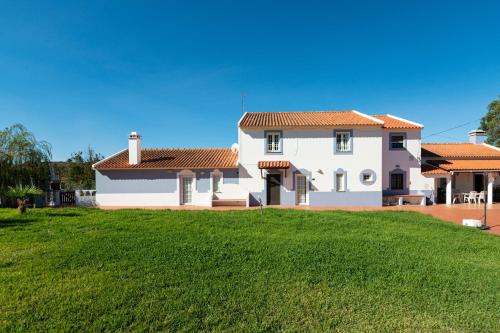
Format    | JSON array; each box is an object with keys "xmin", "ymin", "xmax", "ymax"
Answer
[{"xmin": 241, "ymin": 92, "xmax": 245, "ymax": 113}]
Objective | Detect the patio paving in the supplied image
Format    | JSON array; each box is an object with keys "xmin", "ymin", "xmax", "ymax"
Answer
[{"xmin": 302, "ymin": 203, "xmax": 500, "ymax": 235}]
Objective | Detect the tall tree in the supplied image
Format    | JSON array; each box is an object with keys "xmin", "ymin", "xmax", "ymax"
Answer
[
  {"xmin": 480, "ymin": 97, "xmax": 500, "ymax": 147},
  {"xmin": 0, "ymin": 124, "xmax": 52, "ymax": 191},
  {"xmin": 65, "ymin": 146, "xmax": 103, "ymax": 189}
]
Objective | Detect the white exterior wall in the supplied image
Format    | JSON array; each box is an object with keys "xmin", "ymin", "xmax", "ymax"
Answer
[
  {"xmin": 96, "ymin": 192, "xmax": 181, "ymax": 207},
  {"xmin": 381, "ymin": 129, "xmax": 434, "ymax": 198},
  {"xmin": 95, "ymin": 169, "xmax": 242, "ymax": 208},
  {"xmin": 238, "ymin": 126, "xmax": 383, "ymax": 206}
]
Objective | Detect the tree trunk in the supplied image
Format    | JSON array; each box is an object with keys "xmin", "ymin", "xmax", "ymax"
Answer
[{"xmin": 17, "ymin": 199, "xmax": 27, "ymax": 214}]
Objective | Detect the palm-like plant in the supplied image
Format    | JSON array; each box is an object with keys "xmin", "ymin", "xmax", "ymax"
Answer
[{"xmin": 5, "ymin": 185, "xmax": 43, "ymax": 213}]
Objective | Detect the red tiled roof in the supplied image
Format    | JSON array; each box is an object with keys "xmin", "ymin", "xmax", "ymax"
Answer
[
  {"xmin": 427, "ymin": 159, "xmax": 500, "ymax": 172},
  {"xmin": 422, "ymin": 143, "xmax": 500, "ymax": 158},
  {"xmin": 421, "ymin": 164, "xmax": 448, "ymax": 176},
  {"xmin": 239, "ymin": 111, "xmax": 382, "ymax": 128},
  {"xmin": 257, "ymin": 161, "xmax": 290, "ymax": 169},
  {"xmin": 94, "ymin": 148, "xmax": 238, "ymax": 170},
  {"xmin": 372, "ymin": 115, "xmax": 423, "ymax": 129}
]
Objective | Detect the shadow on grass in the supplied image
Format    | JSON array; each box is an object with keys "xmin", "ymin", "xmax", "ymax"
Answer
[
  {"xmin": 0, "ymin": 218, "xmax": 37, "ymax": 228},
  {"xmin": 43, "ymin": 211, "xmax": 82, "ymax": 217}
]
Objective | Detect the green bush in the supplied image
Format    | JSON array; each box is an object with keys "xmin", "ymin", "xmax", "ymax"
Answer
[{"xmin": 4, "ymin": 185, "xmax": 43, "ymax": 213}]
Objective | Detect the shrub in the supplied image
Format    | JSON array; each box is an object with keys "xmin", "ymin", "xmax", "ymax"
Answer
[{"xmin": 5, "ymin": 185, "xmax": 43, "ymax": 213}]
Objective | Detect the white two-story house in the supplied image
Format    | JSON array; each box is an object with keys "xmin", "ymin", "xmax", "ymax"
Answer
[
  {"xmin": 93, "ymin": 110, "xmax": 500, "ymax": 207},
  {"xmin": 236, "ymin": 111, "xmax": 427, "ymax": 206}
]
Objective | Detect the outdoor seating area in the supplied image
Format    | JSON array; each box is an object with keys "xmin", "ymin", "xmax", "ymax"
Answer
[
  {"xmin": 452, "ymin": 191, "xmax": 488, "ymax": 204},
  {"xmin": 429, "ymin": 172, "xmax": 499, "ymax": 206}
]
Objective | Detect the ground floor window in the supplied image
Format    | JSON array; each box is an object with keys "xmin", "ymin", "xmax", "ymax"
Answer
[
  {"xmin": 390, "ymin": 173, "xmax": 404, "ymax": 190},
  {"xmin": 335, "ymin": 173, "xmax": 346, "ymax": 192},
  {"xmin": 213, "ymin": 173, "xmax": 222, "ymax": 193}
]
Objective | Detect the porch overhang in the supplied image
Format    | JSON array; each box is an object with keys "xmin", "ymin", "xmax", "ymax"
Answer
[
  {"xmin": 257, "ymin": 161, "xmax": 290, "ymax": 170},
  {"xmin": 258, "ymin": 160, "xmax": 291, "ymax": 178},
  {"xmin": 422, "ymin": 160, "xmax": 500, "ymax": 176}
]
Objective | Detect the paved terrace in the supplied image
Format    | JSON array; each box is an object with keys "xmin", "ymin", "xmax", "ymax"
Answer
[{"xmin": 101, "ymin": 203, "xmax": 500, "ymax": 236}]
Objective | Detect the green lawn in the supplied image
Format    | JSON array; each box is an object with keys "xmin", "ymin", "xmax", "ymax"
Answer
[{"xmin": 0, "ymin": 208, "xmax": 499, "ymax": 332}]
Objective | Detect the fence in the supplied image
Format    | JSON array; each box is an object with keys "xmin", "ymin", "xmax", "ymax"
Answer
[
  {"xmin": 75, "ymin": 190, "xmax": 96, "ymax": 206},
  {"xmin": 60, "ymin": 191, "xmax": 76, "ymax": 206}
]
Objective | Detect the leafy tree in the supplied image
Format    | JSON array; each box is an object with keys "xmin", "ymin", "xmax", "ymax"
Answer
[
  {"xmin": 65, "ymin": 146, "xmax": 103, "ymax": 189},
  {"xmin": 0, "ymin": 124, "xmax": 52, "ymax": 195},
  {"xmin": 480, "ymin": 97, "xmax": 500, "ymax": 147}
]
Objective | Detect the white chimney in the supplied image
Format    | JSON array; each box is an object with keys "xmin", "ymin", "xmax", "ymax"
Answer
[
  {"xmin": 128, "ymin": 131, "xmax": 141, "ymax": 164},
  {"xmin": 468, "ymin": 129, "xmax": 487, "ymax": 144}
]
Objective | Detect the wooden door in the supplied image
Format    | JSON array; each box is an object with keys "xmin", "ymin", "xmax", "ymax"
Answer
[{"xmin": 266, "ymin": 174, "xmax": 281, "ymax": 205}]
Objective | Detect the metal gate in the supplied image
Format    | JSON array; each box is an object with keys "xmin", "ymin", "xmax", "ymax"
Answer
[{"xmin": 60, "ymin": 191, "xmax": 76, "ymax": 206}]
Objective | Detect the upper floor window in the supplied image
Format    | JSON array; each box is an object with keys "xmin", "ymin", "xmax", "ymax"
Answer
[
  {"xmin": 266, "ymin": 131, "xmax": 282, "ymax": 153},
  {"xmin": 335, "ymin": 130, "xmax": 352, "ymax": 153},
  {"xmin": 390, "ymin": 133, "xmax": 406, "ymax": 150}
]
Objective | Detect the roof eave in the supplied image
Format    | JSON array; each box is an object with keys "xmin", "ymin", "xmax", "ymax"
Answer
[
  {"xmin": 239, "ymin": 124, "xmax": 383, "ymax": 129},
  {"xmin": 92, "ymin": 148, "xmax": 128, "ymax": 170},
  {"xmin": 351, "ymin": 110, "xmax": 385, "ymax": 125},
  {"xmin": 95, "ymin": 165, "xmax": 239, "ymax": 171},
  {"xmin": 385, "ymin": 114, "xmax": 424, "ymax": 129}
]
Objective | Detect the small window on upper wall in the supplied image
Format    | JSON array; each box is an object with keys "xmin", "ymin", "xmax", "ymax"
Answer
[
  {"xmin": 390, "ymin": 133, "xmax": 406, "ymax": 150},
  {"xmin": 266, "ymin": 131, "xmax": 282, "ymax": 153},
  {"xmin": 335, "ymin": 131, "xmax": 352, "ymax": 152}
]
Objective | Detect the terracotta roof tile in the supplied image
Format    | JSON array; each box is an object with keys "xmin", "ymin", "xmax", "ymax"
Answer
[
  {"xmin": 427, "ymin": 159, "xmax": 500, "ymax": 172},
  {"xmin": 257, "ymin": 161, "xmax": 290, "ymax": 169},
  {"xmin": 372, "ymin": 115, "xmax": 423, "ymax": 129},
  {"xmin": 422, "ymin": 143, "xmax": 500, "ymax": 158},
  {"xmin": 421, "ymin": 164, "xmax": 448, "ymax": 176},
  {"xmin": 94, "ymin": 148, "xmax": 238, "ymax": 170},
  {"xmin": 239, "ymin": 111, "xmax": 382, "ymax": 128}
]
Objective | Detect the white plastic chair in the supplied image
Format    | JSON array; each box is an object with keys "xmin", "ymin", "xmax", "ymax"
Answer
[
  {"xmin": 477, "ymin": 191, "xmax": 486, "ymax": 204},
  {"xmin": 468, "ymin": 191, "xmax": 478, "ymax": 204}
]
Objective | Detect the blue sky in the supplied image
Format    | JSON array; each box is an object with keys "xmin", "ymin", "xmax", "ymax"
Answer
[{"xmin": 1, "ymin": 0, "xmax": 499, "ymax": 160}]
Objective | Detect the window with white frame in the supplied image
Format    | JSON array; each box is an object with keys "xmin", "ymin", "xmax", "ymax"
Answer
[
  {"xmin": 336, "ymin": 131, "xmax": 352, "ymax": 152},
  {"xmin": 335, "ymin": 173, "xmax": 346, "ymax": 192},
  {"xmin": 266, "ymin": 132, "xmax": 282, "ymax": 153},
  {"xmin": 212, "ymin": 173, "xmax": 222, "ymax": 193}
]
